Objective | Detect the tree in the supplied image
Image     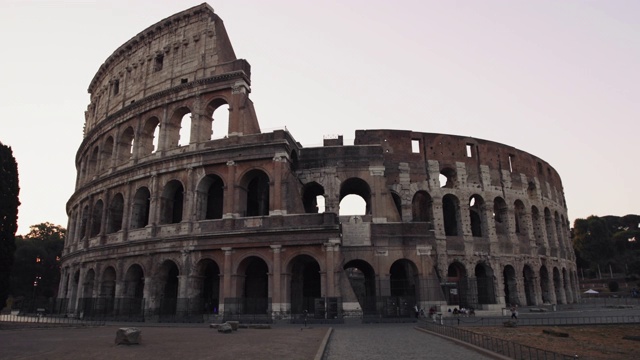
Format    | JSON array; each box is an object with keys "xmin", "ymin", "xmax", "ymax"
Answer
[
  {"xmin": 573, "ymin": 214, "xmax": 640, "ymax": 277},
  {"xmin": 10, "ymin": 223, "xmax": 65, "ymax": 300},
  {"xmin": 0, "ymin": 141, "xmax": 20, "ymax": 309}
]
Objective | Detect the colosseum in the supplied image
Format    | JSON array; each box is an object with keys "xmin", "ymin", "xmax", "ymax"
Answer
[{"xmin": 58, "ymin": 3, "xmax": 578, "ymax": 322}]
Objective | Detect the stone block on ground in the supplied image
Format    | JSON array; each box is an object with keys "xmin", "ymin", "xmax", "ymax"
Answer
[
  {"xmin": 503, "ymin": 320, "xmax": 517, "ymax": 327},
  {"xmin": 209, "ymin": 323, "xmax": 220, "ymax": 329},
  {"xmin": 226, "ymin": 321, "xmax": 239, "ymax": 331},
  {"xmin": 115, "ymin": 327, "xmax": 142, "ymax": 345},
  {"xmin": 217, "ymin": 323, "xmax": 233, "ymax": 333}
]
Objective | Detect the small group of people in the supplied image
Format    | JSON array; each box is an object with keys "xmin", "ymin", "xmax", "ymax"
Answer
[{"xmin": 450, "ymin": 307, "xmax": 475, "ymax": 317}]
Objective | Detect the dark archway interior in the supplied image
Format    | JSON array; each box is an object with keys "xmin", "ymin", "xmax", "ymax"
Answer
[
  {"xmin": 475, "ymin": 264, "xmax": 495, "ymax": 304},
  {"xmin": 503, "ymin": 266, "xmax": 518, "ymax": 306},
  {"xmin": 442, "ymin": 195, "xmax": 458, "ymax": 236},
  {"xmin": 246, "ymin": 173, "xmax": 269, "ymax": 216},
  {"xmin": 244, "ymin": 258, "xmax": 269, "ymax": 313},
  {"xmin": 202, "ymin": 261, "xmax": 220, "ymax": 313},
  {"xmin": 161, "ymin": 262, "xmax": 179, "ymax": 315},
  {"xmin": 344, "ymin": 260, "xmax": 376, "ymax": 314},
  {"xmin": 206, "ymin": 176, "xmax": 224, "ymax": 219},
  {"xmin": 302, "ymin": 182, "xmax": 325, "ymax": 214},
  {"xmin": 290, "ymin": 255, "xmax": 321, "ymax": 314},
  {"xmin": 523, "ymin": 266, "xmax": 536, "ymax": 306}
]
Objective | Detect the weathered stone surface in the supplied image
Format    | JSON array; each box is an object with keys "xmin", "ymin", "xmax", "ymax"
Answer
[
  {"xmin": 217, "ymin": 323, "xmax": 232, "ymax": 333},
  {"xmin": 226, "ymin": 321, "xmax": 239, "ymax": 331},
  {"xmin": 248, "ymin": 324, "xmax": 271, "ymax": 329},
  {"xmin": 503, "ymin": 321, "xmax": 517, "ymax": 327},
  {"xmin": 115, "ymin": 327, "xmax": 141, "ymax": 345}
]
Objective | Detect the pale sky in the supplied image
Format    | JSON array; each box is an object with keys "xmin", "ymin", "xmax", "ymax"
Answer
[{"xmin": 1, "ymin": 0, "xmax": 638, "ymax": 235}]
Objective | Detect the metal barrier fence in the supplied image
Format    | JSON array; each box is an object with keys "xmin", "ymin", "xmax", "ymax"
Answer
[
  {"xmin": 0, "ymin": 313, "xmax": 105, "ymax": 327},
  {"xmin": 441, "ymin": 314, "xmax": 640, "ymax": 327},
  {"xmin": 422, "ymin": 321, "xmax": 577, "ymax": 360}
]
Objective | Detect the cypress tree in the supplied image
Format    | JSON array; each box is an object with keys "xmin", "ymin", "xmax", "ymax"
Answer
[{"xmin": 0, "ymin": 141, "xmax": 20, "ymax": 309}]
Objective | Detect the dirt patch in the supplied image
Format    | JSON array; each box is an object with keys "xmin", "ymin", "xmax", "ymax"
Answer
[
  {"xmin": 468, "ymin": 324, "xmax": 640, "ymax": 360},
  {"xmin": 0, "ymin": 325, "xmax": 328, "ymax": 360}
]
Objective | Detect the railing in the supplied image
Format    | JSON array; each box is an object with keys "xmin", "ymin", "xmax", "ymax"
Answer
[
  {"xmin": 440, "ymin": 314, "xmax": 640, "ymax": 327},
  {"xmin": 422, "ymin": 321, "xmax": 577, "ymax": 360},
  {"xmin": 0, "ymin": 313, "xmax": 104, "ymax": 327}
]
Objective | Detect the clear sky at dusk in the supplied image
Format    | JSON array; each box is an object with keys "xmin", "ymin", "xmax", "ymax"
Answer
[{"xmin": 1, "ymin": 0, "xmax": 638, "ymax": 235}]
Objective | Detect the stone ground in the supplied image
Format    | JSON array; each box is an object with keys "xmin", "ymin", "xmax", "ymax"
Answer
[
  {"xmin": 0, "ymin": 324, "xmax": 327, "ymax": 360},
  {"xmin": 467, "ymin": 324, "xmax": 640, "ymax": 360}
]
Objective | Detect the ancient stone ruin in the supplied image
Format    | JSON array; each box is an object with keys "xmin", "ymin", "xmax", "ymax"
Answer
[{"xmin": 58, "ymin": 3, "xmax": 578, "ymax": 322}]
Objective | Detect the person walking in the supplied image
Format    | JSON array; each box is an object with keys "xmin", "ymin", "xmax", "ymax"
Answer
[{"xmin": 510, "ymin": 305, "xmax": 518, "ymax": 320}]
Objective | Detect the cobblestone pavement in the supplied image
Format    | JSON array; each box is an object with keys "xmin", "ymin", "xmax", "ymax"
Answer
[{"xmin": 322, "ymin": 321, "xmax": 493, "ymax": 360}]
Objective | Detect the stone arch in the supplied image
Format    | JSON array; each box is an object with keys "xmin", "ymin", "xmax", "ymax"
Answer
[
  {"xmin": 439, "ymin": 167, "xmax": 457, "ymax": 188},
  {"xmin": 117, "ymin": 126, "xmax": 135, "ymax": 164},
  {"xmin": 302, "ymin": 182, "xmax": 325, "ymax": 214},
  {"xmin": 474, "ymin": 262, "xmax": 496, "ymax": 305},
  {"xmin": 90, "ymin": 199, "xmax": 104, "ymax": 238},
  {"xmin": 100, "ymin": 266, "xmax": 117, "ymax": 313},
  {"xmin": 390, "ymin": 191, "xmax": 402, "ymax": 220},
  {"xmin": 89, "ymin": 146, "xmax": 100, "ymax": 176},
  {"xmin": 442, "ymin": 194, "xmax": 461, "ymax": 236},
  {"xmin": 196, "ymin": 174, "xmax": 224, "ymax": 220},
  {"xmin": 553, "ymin": 267, "xmax": 564, "ymax": 304},
  {"xmin": 157, "ymin": 259, "xmax": 180, "ymax": 315},
  {"xmin": 555, "ymin": 212, "xmax": 565, "ymax": 258},
  {"xmin": 206, "ymin": 97, "xmax": 230, "ymax": 140},
  {"xmin": 101, "ymin": 136, "xmax": 114, "ymax": 172},
  {"xmin": 166, "ymin": 106, "xmax": 193, "ymax": 149},
  {"xmin": 339, "ymin": 177, "xmax": 371, "ymax": 215},
  {"xmin": 288, "ymin": 254, "xmax": 321, "ymax": 314},
  {"xmin": 80, "ymin": 204, "xmax": 89, "ymax": 241},
  {"xmin": 240, "ymin": 169, "xmax": 270, "ymax": 217},
  {"xmin": 195, "ymin": 258, "xmax": 221, "ymax": 314},
  {"xmin": 390, "ymin": 259, "xmax": 419, "ymax": 298},
  {"xmin": 493, "ymin": 197, "xmax": 509, "ymax": 236},
  {"xmin": 343, "ymin": 259, "xmax": 376, "ymax": 315},
  {"xmin": 160, "ymin": 180, "xmax": 184, "ymax": 224},
  {"xmin": 236, "ymin": 256, "xmax": 270, "ymax": 314},
  {"xmin": 544, "ymin": 208, "xmax": 557, "ymax": 253},
  {"xmin": 514, "ymin": 200, "xmax": 528, "ymax": 236},
  {"xmin": 412, "ymin": 190, "xmax": 433, "ymax": 223},
  {"xmin": 523, "ymin": 265, "xmax": 536, "ymax": 306},
  {"xmin": 563, "ymin": 267, "xmax": 573, "ymax": 303},
  {"xmin": 444, "ymin": 261, "xmax": 468, "ymax": 306},
  {"xmin": 503, "ymin": 265, "xmax": 519, "ymax": 306},
  {"xmin": 139, "ymin": 116, "xmax": 161, "ymax": 156},
  {"xmin": 124, "ymin": 264, "xmax": 145, "ymax": 299},
  {"xmin": 469, "ymin": 194, "xmax": 486, "ymax": 237},
  {"xmin": 107, "ymin": 193, "xmax": 124, "ymax": 233},
  {"xmin": 540, "ymin": 265, "xmax": 552, "ymax": 304},
  {"xmin": 83, "ymin": 269, "xmax": 96, "ymax": 299},
  {"xmin": 131, "ymin": 187, "xmax": 151, "ymax": 229}
]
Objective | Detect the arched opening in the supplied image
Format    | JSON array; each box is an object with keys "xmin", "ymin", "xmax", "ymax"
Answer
[
  {"xmin": 339, "ymin": 178, "xmax": 371, "ymax": 216},
  {"xmin": 343, "ymin": 260, "xmax": 376, "ymax": 315},
  {"xmin": 442, "ymin": 194, "xmax": 460, "ymax": 236},
  {"xmin": 242, "ymin": 170, "xmax": 270, "ymax": 217},
  {"xmin": 302, "ymin": 182, "xmax": 325, "ymax": 214},
  {"xmin": 124, "ymin": 264, "xmax": 145, "ymax": 317},
  {"xmin": 196, "ymin": 174, "xmax": 224, "ymax": 220},
  {"xmin": 131, "ymin": 187, "xmax": 151, "ymax": 229},
  {"xmin": 444, "ymin": 262, "xmax": 467, "ymax": 307},
  {"xmin": 493, "ymin": 197, "xmax": 508, "ymax": 236},
  {"xmin": 89, "ymin": 146, "xmax": 99, "ymax": 176},
  {"xmin": 70, "ymin": 270, "xmax": 80, "ymax": 313},
  {"xmin": 563, "ymin": 268, "xmax": 573, "ymax": 303},
  {"xmin": 140, "ymin": 117, "xmax": 160, "ymax": 156},
  {"xmin": 117, "ymin": 126, "xmax": 135, "ymax": 164},
  {"xmin": 196, "ymin": 259, "xmax": 220, "ymax": 314},
  {"xmin": 289, "ymin": 255, "xmax": 321, "ymax": 315},
  {"xmin": 412, "ymin": 191, "xmax": 433, "ymax": 223},
  {"xmin": 158, "ymin": 260, "xmax": 179, "ymax": 316},
  {"xmin": 555, "ymin": 212, "xmax": 565, "ymax": 258},
  {"xmin": 166, "ymin": 107, "xmax": 192, "ymax": 149},
  {"xmin": 469, "ymin": 195, "xmax": 485, "ymax": 237},
  {"xmin": 540, "ymin": 265, "xmax": 551, "ymax": 304},
  {"xmin": 107, "ymin": 193, "xmax": 124, "ymax": 233},
  {"xmin": 81, "ymin": 269, "xmax": 95, "ymax": 316},
  {"xmin": 440, "ymin": 167, "xmax": 456, "ymax": 188},
  {"xmin": 238, "ymin": 256, "xmax": 269, "ymax": 314},
  {"xmin": 475, "ymin": 263, "xmax": 495, "ymax": 305},
  {"xmin": 388, "ymin": 259, "xmax": 419, "ymax": 317},
  {"xmin": 523, "ymin": 265, "xmax": 536, "ymax": 306},
  {"xmin": 90, "ymin": 200, "xmax": 103, "ymax": 238},
  {"xmin": 178, "ymin": 113, "xmax": 191, "ymax": 146},
  {"xmin": 100, "ymin": 267, "xmax": 116, "ymax": 314},
  {"xmin": 553, "ymin": 267, "xmax": 563, "ymax": 304},
  {"xmin": 503, "ymin": 265, "xmax": 519, "ymax": 306},
  {"xmin": 80, "ymin": 205, "xmax": 89, "ymax": 240},
  {"xmin": 211, "ymin": 103, "xmax": 230, "ymax": 139},
  {"xmin": 101, "ymin": 137, "xmax": 114, "ymax": 172},
  {"xmin": 160, "ymin": 180, "xmax": 184, "ymax": 224}
]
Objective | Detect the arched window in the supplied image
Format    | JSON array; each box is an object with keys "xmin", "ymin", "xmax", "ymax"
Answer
[
  {"xmin": 166, "ymin": 107, "xmax": 192, "ymax": 149},
  {"xmin": 101, "ymin": 137, "xmax": 114, "ymax": 172},
  {"xmin": 107, "ymin": 193, "xmax": 124, "ymax": 233},
  {"xmin": 117, "ymin": 126, "xmax": 135, "ymax": 164},
  {"xmin": 412, "ymin": 191, "xmax": 433, "ymax": 223},
  {"xmin": 469, "ymin": 195, "xmax": 485, "ymax": 237},
  {"xmin": 160, "ymin": 180, "xmax": 184, "ymax": 224},
  {"xmin": 302, "ymin": 182, "xmax": 325, "ymax": 214},
  {"xmin": 493, "ymin": 197, "xmax": 508, "ymax": 236},
  {"xmin": 439, "ymin": 167, "xmax": 456, "ymax": 188},
  {"xmin": 339, "ymin": 178, "xmax": 371, "ymax": 216},
  {"xmin": 196, "ymin": 174, "xmax": 224, "ymax": 220},
  {"xmin": 131, "ymin": 187, "xmax": 150, "ymax": 229},
  {"xmin": 241, "ymin": 170, "xmax": 270, "ymax": 217},
  {"xmin": 140, "ymin": 117, "xmax": 160, "ymax": 156},
  {"xmin": 90, "ymin": 200, "xmax": 103, "ymax": 237},
  {"xmin": 442, "ymin": 194, "xmax": 460, "ymax": 236}
]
